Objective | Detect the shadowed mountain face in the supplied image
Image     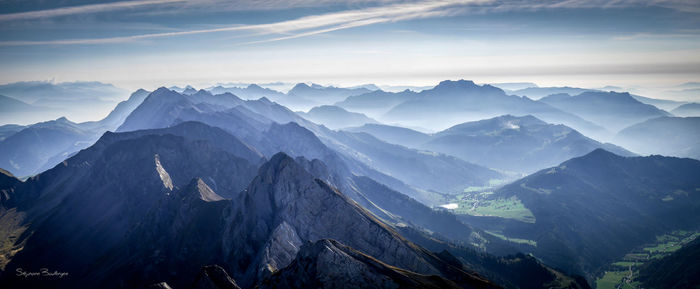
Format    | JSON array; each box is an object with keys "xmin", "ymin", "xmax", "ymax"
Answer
[
  {"xmin": 636, "ymin": 238, "xmax": 700, "ymax": 289},
  {"xmin": 539, "ymin": 91, "xmax": 670, "ymax": 133},
  {"xmin": 614, "ymin": 116, "xmax": 700, "ymax": 159},
  {"xmin": 469, "ymin": 149, "xmax": 700, "ymax": 282},
  {"xmin": 257, "ymin": 239, "xmax": 486, "ymax": 289}
]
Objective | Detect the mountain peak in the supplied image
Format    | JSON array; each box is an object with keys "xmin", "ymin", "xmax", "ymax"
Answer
[
  {"xmin": 191, "ymin": 265, "xmax": 241, "ymax": 289},
  {"xmin": 436, "ymin": 79, "xmax": 476, "ymax": 88},
  {"xmin": 247, "ymin": 84, "xmax": 263, "ymax": 90},
  {"xmin": 183, "ymin": 178, "xmax": 224, "ymax": 202},
  {"xmin": 153, "ymin": 86, "xmax": 172, "ymax": 94},
  {"xmin": 291, "ymin": 83, "xmax": 310, "ymax": 90}
]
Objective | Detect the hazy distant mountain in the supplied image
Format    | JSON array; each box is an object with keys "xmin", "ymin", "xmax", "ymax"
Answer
[
  {"xmin": 490, "ymin": 82, "xmax": 538, "ymax": 91},
  {"xmin": 298, "ymin": 105, "xmax": 378, "ymax": 129},
  {"xmin": 346, "ymin": 123, "xmax": 432, "ymax": 147},
  {"xmin": 0, "ymin": 124, "xmax": 25, "ymax": 141},
  {"xmin": 380, "ymin": 80, "xmax": 608, "ymax": 139},
  {"xmin": 509, "ymin": 86, "xmax": 594, "ymax": 99},
  {"xmin": 0, "ymin": 81, "xmax": 128, "ymax": 123},
  {"xmin": 540, "ymin": 91, "xmax": 670, "ymax": 132},
  {"xmin": 335, "ymin": 89, "xmax": 416, "ymax": 118},
  {"xmin": 506, "ymin": 84, "xmax": 688, "ymax": 112},
  {"xmin": 0, "ymin": 94, "xmax": 46, "ymax": 124},
  {"xmin": 671, "ymin": 102, "xmax": 700, "ymax": 117},
  {"xmin": 614, "ymin": 116, "xmax": 700, "ymax": 159},
  {"xmin": 284, "ymin": 83, "xmax": 374, "ymax": 110},
  {"xmin": 329, "ymin": 130, "xmax": 503, "ymax": 196},
  {"xmin": 0, "ymin": 88, "xmax": 150, "ymax": 177},
  {"xmin": 631, "ymin": 94, "xmax": 687, "ymax": 111},
  {"xmin": 422, "ymin": 115, "xmax": 634, "ymax": 172},
  {"xmin": 636, "ymin": 238, "xmax": 700, "ymax": 289},
  {"xmin": 0, "ymin": 94, "xmax": 34, "ymax": 112},
  {"xmin": 208, "ymin": 84, "xmax": 285, "ymax": 100},
  {"xmin": 0, "ymin": 117, "xmax": 97, "ymax": 177},
  {"xmin": 470, "ymin": 149, "xmax": 700, "ymax": 281},
  {"xmin": 0, "ymin": 81, "xmax": 126, "ymax": 104},
  {"xmin": 377, "ymin": 85, "xmax": 433, "ymax": 92}
]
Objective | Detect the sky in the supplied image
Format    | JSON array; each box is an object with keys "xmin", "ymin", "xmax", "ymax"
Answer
[{"xmin": 1, "ymin": 0, "xmax": 699, "ymax": 99}]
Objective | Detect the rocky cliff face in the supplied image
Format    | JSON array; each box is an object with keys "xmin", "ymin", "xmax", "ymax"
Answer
[{"xmin": 258, "ymin": 239, "xmax": 484, "ymax": 289}]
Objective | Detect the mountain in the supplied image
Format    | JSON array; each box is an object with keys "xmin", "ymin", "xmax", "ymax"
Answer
[
  {"xmin": 0, "ymin": 81, "xmax": 129, "ymax": 123},
  {"xmin": 636, "ymin": 237, "xmax": 700, "ymax": 289},
  {"xmin": 614, "ymin": 116, "xmax": 700, "ymax": 159},
  {"xmin": 208, "ymin": 84, "xmax": 285, "ymax": 100},
  {"xmin": 116, "ymin": 87, "xmax": 504, "ymax": 206},
  {"xmin": 0, "ymin": 94, "xmax": 49, "ymax": 125},
  {"xmin": 467, "ymin": 149, "xmax": 700, "ymax": 282},
  {"xmin": 381, "ymin": 80, "xmax": 608, "ymax": 140},
  {"xmin": 0, "ymin": 123, "xmax": 264, "ymax": 288},
  {"xmin": 345, "ymin": 123, "xmax": 432, "ymax": 148},
  {"xmin": 328, "ymin": 130, "xmax": 504, "ymax": 198},
  {"xmin": 0, "ymin": 132, "xmax": 496, "ymax": 289},
  {"xmin": 489, "ymin": 82, "xmax": 538, "ymax": 91},
  {"xmin": 284, "ymin": 83, "xmax": 374, "ymax": 111},
  {"xmin": 539, "ymin": 91, "xmax": 670, "ymax": 132},
  {"xmin": 298, "ymin": 105, "xmax": 378, "ymax": 129},
  {"xmin": 79, "ymin": 88, "xmax": 151, "ymax": 131},
  {"xmin": 0, "ymin": 81, "xmax": 126, "ymax": 104},
  {"xmin": 421, "ymin": 115, "xmax": 634, "ymax": 172},
  {"xmin": 0, "ymin": 94, "xmax": 34, "ymax": 112},
  {"xmin": 671, "ymin": 102, "xmax": 700, "ymax": 117},
  {"xmin": 0, "ymin": 88, "xmax": 151, "ymax": 177},
  {"xmin": 335, "ymin": 89, "xmax": 417, "ymax": 118},
  {"xmin": 0, "ymin": 124, "xmax": 26, "ymax": 142},
  {"xmin": 631, "ymin": 94, "xmax": 687, "ymax": 111},
  {"xmin": 0, "ymin": 117, "xmax": 97, "ymax": 177},
  {"xmin": 509, "ymin": 87, "xmax": 594, "ymax": 100}
]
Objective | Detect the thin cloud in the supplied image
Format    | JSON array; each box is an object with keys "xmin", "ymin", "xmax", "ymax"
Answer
[
  {"xmin": 0, "ymin": 0, "xmax": 185, "ymax": 21},
  {"xmin": 0, "ymin": 0, "xmax": 492, "ymax": 46}
]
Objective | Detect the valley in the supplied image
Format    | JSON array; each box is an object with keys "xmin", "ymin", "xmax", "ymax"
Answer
[{"xmin": 595, "ymin": 230, "xmax": 699, "ymax": 289}]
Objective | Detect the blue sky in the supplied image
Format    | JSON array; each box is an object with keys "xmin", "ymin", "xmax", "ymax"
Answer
[{"xmin": 1, "ymin": 0, "xmax": 699, "ymax": 97}]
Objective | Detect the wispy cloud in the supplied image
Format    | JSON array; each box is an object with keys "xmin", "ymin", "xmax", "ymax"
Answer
[
  {"xmin": 0, "ymin": 0, "xmax": 185, "ymax": 21},
  {"xmin": 0, "ymin": 0, "xmax": 492, "ymax": 46},
  {"xmin": 1, "ymin": 0, "xmax": 697, "ymax": 47}
]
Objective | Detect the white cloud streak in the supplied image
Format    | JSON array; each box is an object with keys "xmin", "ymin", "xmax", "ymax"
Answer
[
  {"xmin": 0, "ymin": 0, "xmax": 696, "ymax": 47},
  {"xmin": 0, "ymin": 0, "xmax": 185, "ymax": 21},
  {"xmin": 0, "ymin": 0, "xmax": 492, "ymax": 46}
]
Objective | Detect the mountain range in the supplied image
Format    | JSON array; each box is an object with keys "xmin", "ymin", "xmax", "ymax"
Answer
[
  {"xmin": 0, "ymin": 122, "xmax": 586, "ymax": 289},
  {"xmin": 0, "ymin": 79, "xmax": 698, "ymax": 289},
  {"xmin": 539, "ymin": 91, "xmax": 671, "ymax": 132}
]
